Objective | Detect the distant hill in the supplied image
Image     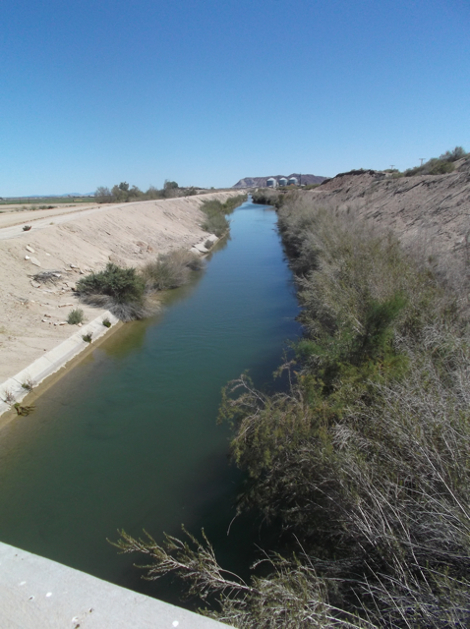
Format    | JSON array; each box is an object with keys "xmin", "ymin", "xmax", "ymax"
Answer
[{"xmin": 232, "ymin": 173, "xmax": 327, "ymax": 188}]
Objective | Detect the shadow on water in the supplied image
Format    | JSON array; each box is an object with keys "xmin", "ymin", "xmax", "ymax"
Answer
[{"xmin": 0, "ymin": 200, "xmax": 301, "ymax": 608}]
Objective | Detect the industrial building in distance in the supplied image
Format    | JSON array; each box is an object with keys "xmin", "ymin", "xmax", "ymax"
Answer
[{"xmin": 232, "ymin": 173, "xmax": 327, "ymax": 189}]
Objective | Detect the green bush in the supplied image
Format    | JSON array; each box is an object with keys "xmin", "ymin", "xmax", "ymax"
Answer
[
  {"xmin": 77, "ymin": 263, "xmax": 144, "ymax": 304},
  {"xmin": 201, "ymin": 212, "xmax": 230, "ymax": 237},
  {"xmin": 76, "ymin": 263, "xmax": 146, "ymax": 321},
  {"xmin": 404, "ymin": 146, "xmax": 466, "ymax": 177},
  {"xmin": 67, "ymin": 308, "xmax": 84, "ymax": 325},
  {"xmin": 199, "ymin": 195, "xmax": 247, "ymax": 236},
  {"xmin": 251, "ymin": 189, "xmax": 285, "ymax": 208}
]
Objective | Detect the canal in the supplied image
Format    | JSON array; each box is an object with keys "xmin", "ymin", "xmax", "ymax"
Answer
[{"xmin": 0, "ymin": 199, "xmax": 300, "ymax": 604}]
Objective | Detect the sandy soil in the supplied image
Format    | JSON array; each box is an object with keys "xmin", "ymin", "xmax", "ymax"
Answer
[
  {"xmin": 0, "ymin": 203, "xmax": 99, "ymax": 229},
  {"xmin": 0, "ymin": 192, "xmax": 239, "ymax": 382}
]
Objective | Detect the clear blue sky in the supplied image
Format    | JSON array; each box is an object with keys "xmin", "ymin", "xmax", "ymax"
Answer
[{"xmin": 1, "ymin": 0, "xmax": 469, "ymax": 195}]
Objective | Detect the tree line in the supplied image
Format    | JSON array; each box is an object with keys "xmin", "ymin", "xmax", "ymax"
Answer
[{"xmin": 95, "ymin": 179, "xmax": 198, "ymax": 203}]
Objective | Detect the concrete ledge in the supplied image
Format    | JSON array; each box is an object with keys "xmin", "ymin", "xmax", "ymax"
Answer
[
  {"xmin": 0, "ymin": 312, "xmax": 119, "ymax": 417},
  {"xmin": 0, "ymin": 541, "xmax": 232, "ymax": 629},
  {"xmin": 191, "ymin": 233, "xmax": 219, "ymax": 255}
]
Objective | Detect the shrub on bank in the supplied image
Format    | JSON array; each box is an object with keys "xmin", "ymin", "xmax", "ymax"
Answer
[
  {"xmin": 75, "ymin": 196, "xmax": 247, "ymax": 319},
  {"xmin": 76, "ymin": 251, "xmax": 206, "ymax": 321},
  {"xmin": 199, "ymin": 194, "xmax": 247, "ymax": 237},
  {"xmin": 404, "ymin": 145, "xmax": 467, "ymax": 176},
  {"xmin": 141, "ymin": 249, "xmax": 203, "ymax": 291},
  {"xmin": 76, "ymin": 263, "xmax": 146, "ymax": 321},
  {"xmin": 67, "ymin": 308, "xmax": 84, "ymax": 325},
  {"xmin": 251, "ymin": 188, "xmax": 285, "ymax": 208}
]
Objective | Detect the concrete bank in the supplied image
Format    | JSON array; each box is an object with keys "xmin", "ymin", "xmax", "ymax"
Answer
[
  {"xmin": 0, "ymin": 310, "xmax": 120, "ymax": 419},
  {"xmin": 0, "ymin": 231, "xmax": 222, "ymax": 420},
  {"xmin": 0, "ymin": 541, "xmax": 233, "ymax": 629}
]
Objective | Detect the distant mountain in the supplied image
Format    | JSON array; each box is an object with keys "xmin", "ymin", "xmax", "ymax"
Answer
[{"xmin": 232, "ymin": 173, "xmax": 327, "ymax": 188}]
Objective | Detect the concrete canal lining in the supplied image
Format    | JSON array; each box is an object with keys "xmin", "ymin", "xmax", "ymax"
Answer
[{"xmin": 0, "ymin": 541, "xmax": 233, "ymax": 629}]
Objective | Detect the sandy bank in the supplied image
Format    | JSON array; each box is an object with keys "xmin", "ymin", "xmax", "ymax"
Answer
[{"xmin": 0, "ymin": 192, "xmax": 240, "ymax": 391}]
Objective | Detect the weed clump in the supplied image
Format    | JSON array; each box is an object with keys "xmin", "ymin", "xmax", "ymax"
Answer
[
  {"xmin": 67, "ymin": 308, "xmax": 84, "ymax": 325},
  {"xmin": 13, "ymin": 403, "xmax": 35, "ymax": 416},
  {"xmin": 82, "ymin": 333, "xmax": 92, "ymax": 343},
  {"xmin": 33, "ymin": 271, "xmax": 62, "ymax": 284},
  {"xmin": 2, "ymin": 389, "xmax": 15, "ymax": 404},
  {"xmin": 102, "ymin": 318, "xmax": 112, "ymax": 328}
]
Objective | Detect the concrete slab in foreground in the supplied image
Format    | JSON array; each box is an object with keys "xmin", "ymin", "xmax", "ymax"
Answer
[{"xmin": 0, "ymin": 541, "xmax": 233, "ymax": 629}]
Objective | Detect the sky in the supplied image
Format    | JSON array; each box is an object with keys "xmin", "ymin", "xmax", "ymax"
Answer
[{"xmin": 1, "ymin": 0, "xmax": 469, "ymax": 195}]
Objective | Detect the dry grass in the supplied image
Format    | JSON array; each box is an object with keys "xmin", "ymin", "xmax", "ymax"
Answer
[{"xmin": 141, "ymin": 249, "xmax": 204, "ymax": 292}]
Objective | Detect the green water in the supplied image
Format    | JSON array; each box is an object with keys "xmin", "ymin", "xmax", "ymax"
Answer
[{"xmin": 0, "ymin": 200, "xmax": 300, "ymax": 602}]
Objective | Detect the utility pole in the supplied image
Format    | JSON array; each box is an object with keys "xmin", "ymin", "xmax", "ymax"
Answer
[{"xmin": 419, "ymin": 158, "xmax": 426, "ymax": 166}]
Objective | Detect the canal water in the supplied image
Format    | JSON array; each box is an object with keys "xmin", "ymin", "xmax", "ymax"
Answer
[{"xmin": 0, "ymin": 199, "xmax": 300, "ymax": 603}]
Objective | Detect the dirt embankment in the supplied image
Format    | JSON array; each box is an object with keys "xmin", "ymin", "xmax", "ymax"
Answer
[
  {"xmin": 0, "ymin": 192, "xmax": 240, "ymax": 382},
  {"xmin": 306, "ymin": 160, "xmax": 470, "ymax": 272}
]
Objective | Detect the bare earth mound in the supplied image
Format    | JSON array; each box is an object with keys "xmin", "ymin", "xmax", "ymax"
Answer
[
  {"xmin": 306, "ymin": 161, "xmax": 470, "ymax": 277},
  {"xmin": 0, "ymin": 192, "xmax": 239, "ymax": 382}
]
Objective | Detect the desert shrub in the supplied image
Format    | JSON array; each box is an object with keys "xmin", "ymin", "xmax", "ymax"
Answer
[
  {"xmin": 439, "ymin": 146, "xmax": 467, "ymax": 161},
  {"xmin": 141, "ymin": 249, "xmax": 203, "ymax": 291},
  {"xmin": 427, "ymin": 159, "xmax": 455, "ymax": 174},
  {"xmin": 76, "ymin": 263, "xmax": 144, "ymax": 303},
  {"xmin": 102, "ymin": 318, "xmax": 112, "ymax": 328},
  {"xmin": 251, "ymin": 189, "xmax": 285, "ymax": 208},
  {"xmin": 404, "ymin": 146, "xmax": 466, "ymax": 177},
  {"xmin": 67, "ymin": 308, "xmax": 84, "ymax": 325},
  {"xmin": 76, "ymin": 263, "xmax": 146, "ymax": 321},
  {"xmin": 199, "ymin": 195, "xmax": 247, "ymax": 236},
  {"xmin": 82, "ymin": 333, "xmax": 92, "ymax": 343},
  {"xmin": 79, "ymin": 294, "xmax": 147, "ymax": 321},
  {"xmin": 201, "ymin": 212, "xmax": 230, "ymax": 237}
]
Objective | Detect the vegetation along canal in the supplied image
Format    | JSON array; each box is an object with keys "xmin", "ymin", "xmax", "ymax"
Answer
[{"xmin": 0, "ymin": 199, "xmax": 300, "ymax": 604}]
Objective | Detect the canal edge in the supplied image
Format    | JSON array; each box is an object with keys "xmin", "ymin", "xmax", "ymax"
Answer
[{"xmin": 0, "ymin": 311, "xmax": 122, "ymax": 424}]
